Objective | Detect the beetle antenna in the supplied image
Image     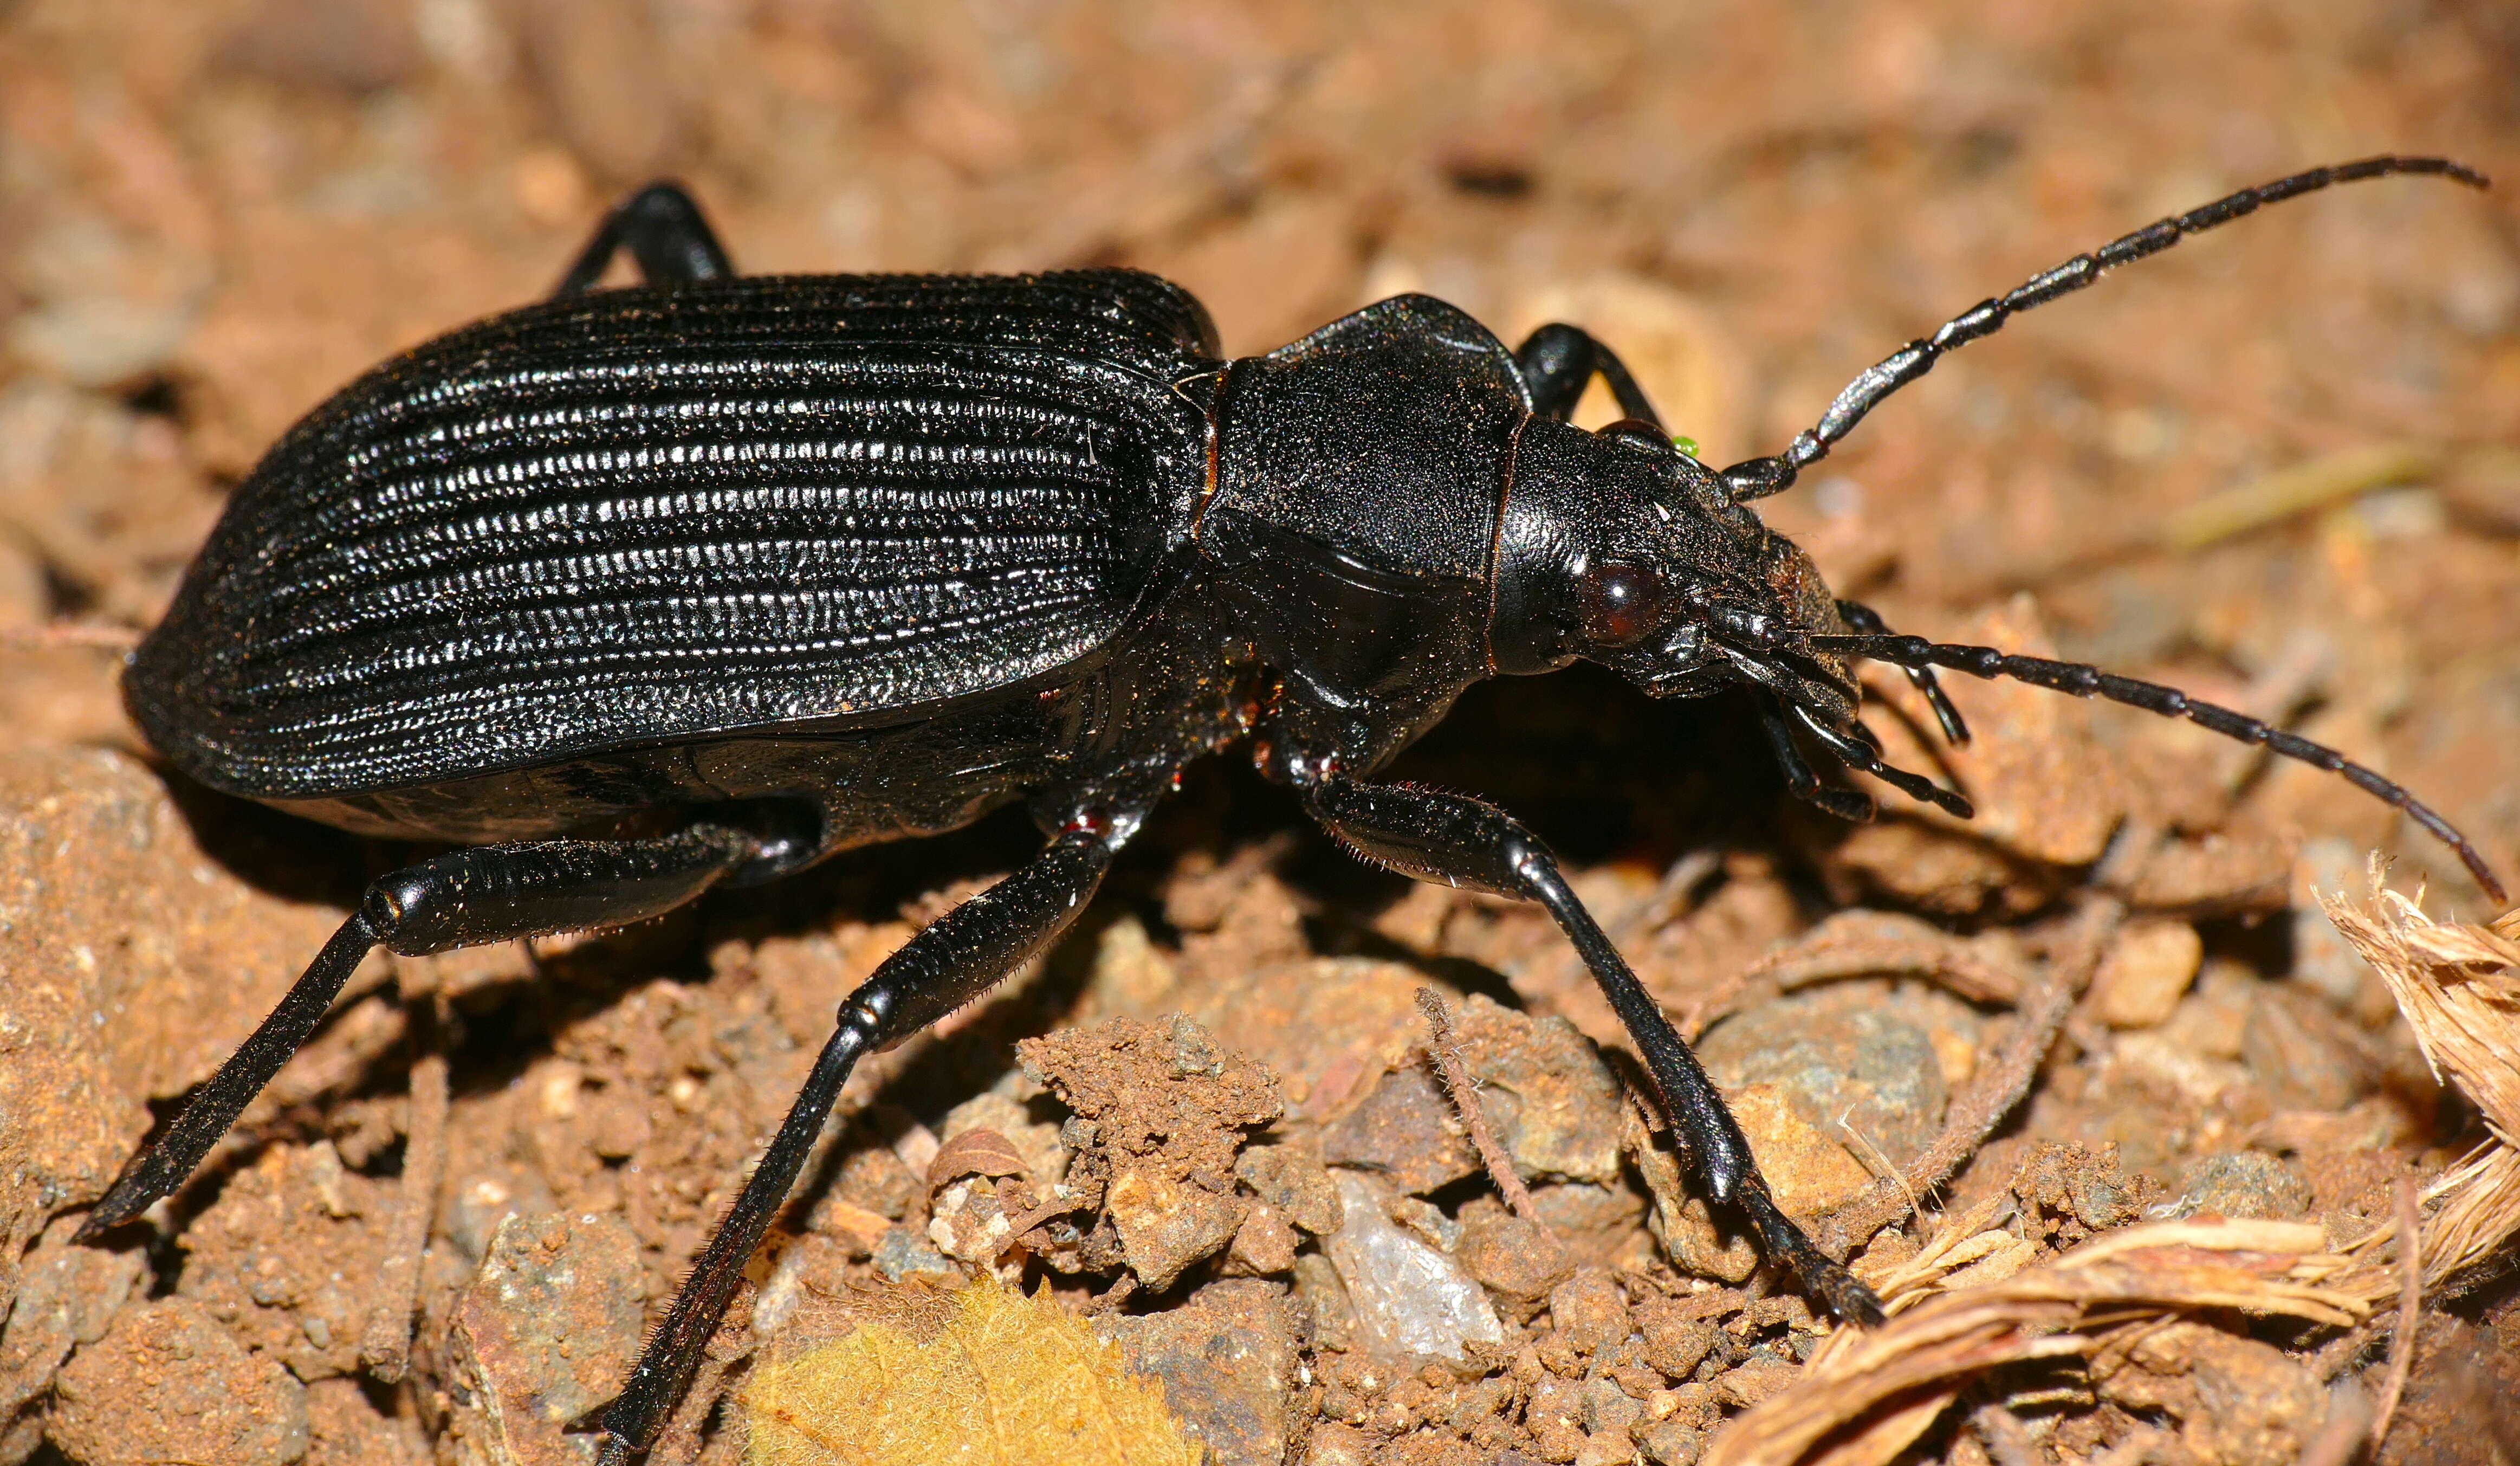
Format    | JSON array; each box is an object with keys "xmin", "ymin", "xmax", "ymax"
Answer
[
  {"xmin": 1838, "ymin": 598, "xmax": 1969, "ymax": 743},
  {"xmin": 1720, "ymin": 157, "xmax": 2491, "ymax": 502},
  {"xmin": 1811, "ymin": 632, "xmax": 2509, "ymax": 904}
]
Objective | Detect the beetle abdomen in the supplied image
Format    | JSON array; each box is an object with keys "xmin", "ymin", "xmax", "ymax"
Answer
[{"xmin": 132, "ymin": 273, "xmax": 1217, "ymax": 800}]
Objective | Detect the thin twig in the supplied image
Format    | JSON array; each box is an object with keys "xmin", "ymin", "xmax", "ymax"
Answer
[
  {"xmin": 1083, "ymin": 1273, "xmax": 1138, "ymax": 1316},
  {"xmin": 0, "ymin": 621, "xmax": 140, "ymax": 651},
  {"xmin": 2370, "ymin": 1176, "xmax": 2423, "ymax": 1452},
  {"xmin": 1417, "ymin": 987, "xmax": 1551, "ymax": 1236},
  {"xmin": 360, "ymin": 985, "xmax": 449, "ymax": 1382},
  {"xmin": 1680, "ymin": 921, "xmax": 2025, "ymax": 1041},
  {"xmin": 1816, "ymin": 898, "xmax": 2122, "ymax": 1259}
]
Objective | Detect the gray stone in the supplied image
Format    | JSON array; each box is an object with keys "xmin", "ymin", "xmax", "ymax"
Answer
[
  {"xmin": 1321, "ymin": 1171, "xmax": 1502, "ymax": 1366},
  {"xmin": 871, "ymin": 1226, "xmax": 957, "ymax": 1282},
  {"xmin": 1697, "ymin": 982, "xmax": 1973, "ymax": 1168},
  {"xmin": 2168, "ymin": 1153, "xmax": 2312, "ymax": 1220},
  {"xmin": 1095, "ymin": 1280, "xmax": 1299, "ymax": 1466}
]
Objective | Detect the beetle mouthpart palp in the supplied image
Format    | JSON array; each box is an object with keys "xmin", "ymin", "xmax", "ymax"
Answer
[{"xmin": 1789, "ymin": 703, "xmax": 1975, "ymax": 819}]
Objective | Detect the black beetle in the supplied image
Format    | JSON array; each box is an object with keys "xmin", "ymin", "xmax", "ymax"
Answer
[{"xmin": 81, "ymin": 156, "xmax": 2498, "ymax": 1458}]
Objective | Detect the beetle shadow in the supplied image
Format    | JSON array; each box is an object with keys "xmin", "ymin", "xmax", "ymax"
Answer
[{"xmin": 150, "ymin": 762, "xmax": 373, "ymax": 909}]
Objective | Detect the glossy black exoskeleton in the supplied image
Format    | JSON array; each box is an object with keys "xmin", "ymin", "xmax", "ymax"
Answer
[{"xmin": 88, "ymin": 159, "xmax": 2499, "ymax": 1459}]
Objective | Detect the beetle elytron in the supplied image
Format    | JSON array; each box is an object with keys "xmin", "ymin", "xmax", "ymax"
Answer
[{"xmin": 79, "ymin": 156, "xmax": 2496, "ymax": 1458}]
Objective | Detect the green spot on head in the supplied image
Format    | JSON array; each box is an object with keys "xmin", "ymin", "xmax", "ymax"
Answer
[{"xmin": 1673, "ymin": 435, "xmax": 1701, "ymax": 458}]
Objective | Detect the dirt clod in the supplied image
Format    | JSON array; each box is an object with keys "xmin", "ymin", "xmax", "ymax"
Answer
[
  {"xmin": 48, "ymin": 1298, "xmax": 310, "ymax": 1466},
  {"xmin": 2096, "ymin": 1320, "xmax": 2322, "ymax": 1466},
  {"xmin": 178, "ymin": 1142, "xmax": 391, "ymax": 1384},
  {"xmin": 442, "ymin": 1212, "xmax": 645, "ymax": 1466}
]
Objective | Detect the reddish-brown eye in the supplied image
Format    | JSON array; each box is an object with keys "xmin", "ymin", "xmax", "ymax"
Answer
[{"xmin": 1577, "ymin": 561, "xmax": 1664, "ymax": 645}]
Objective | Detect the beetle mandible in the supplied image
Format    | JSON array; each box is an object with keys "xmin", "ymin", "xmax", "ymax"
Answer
[{"xmin": 79, "ymin": 156, "xmax": 2498, "ymax": 1459}]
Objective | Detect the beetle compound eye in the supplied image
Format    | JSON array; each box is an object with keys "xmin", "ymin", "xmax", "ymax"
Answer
[{"xmin": 1578, "ymin": 561, "xmax": 1665, "ymax": 645}]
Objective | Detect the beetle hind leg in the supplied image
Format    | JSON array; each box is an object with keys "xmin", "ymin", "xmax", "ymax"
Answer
[
  {"xmin": 1298, "ymin": 774, "xmax": 1886, "ymax": 1327},
  {"xmin": 554, "ymin": 182, "xmax": 736, "ymax": 295},
  {"xmin": 75, "ymin": 823, "xmax": 761, "ymax": 1243}
]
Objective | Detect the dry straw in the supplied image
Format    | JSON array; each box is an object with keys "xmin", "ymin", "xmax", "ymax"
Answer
[{"xmin": 1703, "ymin": 860, "xmax": 2520, "ymax": 1466}]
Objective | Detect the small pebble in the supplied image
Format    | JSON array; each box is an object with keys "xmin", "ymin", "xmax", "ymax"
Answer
[
  {"xmin": 2166, "ymin": 1152, "xmax": 2312, "ymax": 1220},
  {"xmin": 1322, "ymin": 1171, "xmax": 1502, "ymax": 1365},
  {"xmin": 1235, "ymin": 1143, "xmax": 1345, "ymax": 1235},
  {"xmin": 1094, "ymin": 1280, "xmax": 1299, "ymax": 1466},
  {"xmin": 873, "ymin": 1225, "xmax": 958, "ymax": 1281},
  {"xmin": 1547, "ymin": 1267, "xmax": 1630, "ymax": 1354},
  {"xmin": 1107, "ymin": 1166, "xmax": 1246, "ymax": 1290},
  {"xmin": 1455, "ymin": 1199, "xmax": 1570, "ymax": 1314},
  {"xmin": 2091, "ymin": 919, "xmax": 2204, "ymax": 1028},
  {"xmin": 1635, "ymin": 1420, "xmax": 1703, "ymax": 1466}
]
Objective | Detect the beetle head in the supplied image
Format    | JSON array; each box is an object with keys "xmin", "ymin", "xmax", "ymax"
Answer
[{"xmin": 1492, "ymin": 415, "xmax": 1860, "ymax": 727}]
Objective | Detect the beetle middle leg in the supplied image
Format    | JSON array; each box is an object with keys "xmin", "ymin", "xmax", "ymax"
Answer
[
  {"xmin": 1299, "ymin": 774, "xmax": 1886, "ymax": 1326},
  {"xmin": 593, "ymin": 820, "xmax": 1120, "ymax": 1462},
  {"xmin": 1513, "ymin": 322, "xmax": 1664, "ymax": 428},
  {"xmin": 554, "ymin": 180, "xmax": 736, "ymax": 294},
  {"xmin": 76, "ymin": 823, "xmax": 763, "ymax": 1243}
]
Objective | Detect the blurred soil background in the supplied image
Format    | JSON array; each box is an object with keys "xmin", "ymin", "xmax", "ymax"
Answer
[{"xmin": 4, "ymin": 1, "xmax": 2520, "ymax": 1464}]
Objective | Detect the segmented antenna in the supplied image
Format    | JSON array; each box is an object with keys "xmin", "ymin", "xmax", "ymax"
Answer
[
  {"xmin": 1721, "ymin": 157, "xmax": 2491, "ymax": 502},
  {"xmin": 1838, "ymin": 598, "xmax": 1968, "ymax": 742},
  {"xmin": 1811, "ymin": 632, "xmax": 2509, "ymax": 904}
]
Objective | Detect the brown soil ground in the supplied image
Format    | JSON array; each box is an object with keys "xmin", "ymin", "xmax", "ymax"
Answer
[{"xmin": 3, "ymin": 3, "xmax": 2519, "ymax": 1465}]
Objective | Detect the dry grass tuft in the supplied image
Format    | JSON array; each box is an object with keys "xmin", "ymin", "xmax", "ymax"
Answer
[{"xmin": 1705, "ymin": 861, "xmax": 2520, "ymax": 1466}]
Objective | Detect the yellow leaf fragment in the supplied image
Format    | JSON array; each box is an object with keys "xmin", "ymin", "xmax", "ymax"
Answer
[{"xmin": 741, "ymin": 1278, "xmax": 1202, "ymax": 1466}]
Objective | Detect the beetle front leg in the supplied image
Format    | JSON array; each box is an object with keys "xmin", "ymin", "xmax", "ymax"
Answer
[
  {"xmin": 1511, "ymin": 322, "xmax": 1664, "ymax": 428},
  {"xmin": 75, "ymin": 824, "xmax": 762, "ymax": 1244},
  {"xmin": 593, "ymin": 823, "xmax": 1118, "ymax": 1463},
  {"xmin": 1300, "ymin": 775, "xmax": 1885, "ymax": 1326},
  {"xmin": 554, "ymin": 182, "xmax": 736, "ymax": 295}
]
